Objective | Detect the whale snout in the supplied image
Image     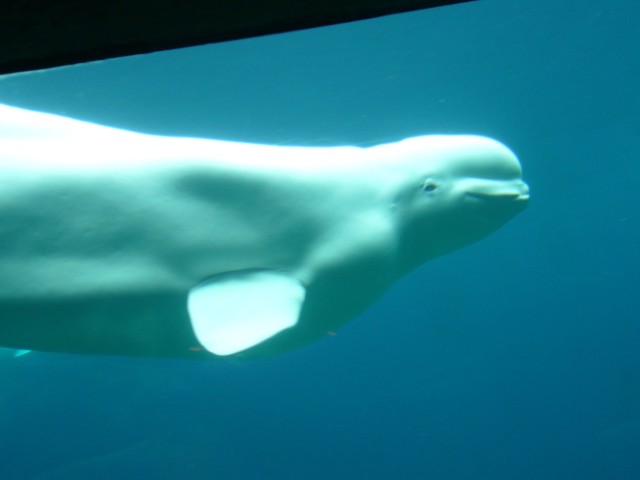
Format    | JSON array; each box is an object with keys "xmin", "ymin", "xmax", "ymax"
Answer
[
  {"xmin": 465, "ymin": 179, "xmax": 530, "ymax": 204},
  {"xmin": 451, "ymin": 136, "xmax": 529, "ymax": 208}
]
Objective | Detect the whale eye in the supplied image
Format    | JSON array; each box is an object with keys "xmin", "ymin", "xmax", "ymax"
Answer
[{"xmin": 422, "ymin": 180, "xmax": 439, "ymax": 194}]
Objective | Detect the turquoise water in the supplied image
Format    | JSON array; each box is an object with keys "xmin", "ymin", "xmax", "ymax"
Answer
[{"xmin": 1, "ymin": 0, "xmax": 639, "ymax": 478}]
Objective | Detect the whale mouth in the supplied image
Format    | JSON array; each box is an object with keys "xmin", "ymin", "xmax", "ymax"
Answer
[
  {"xmin": 465, "ymin": 180, "xmax": 529, "ymax": 203},
  {"xmin": 467, "ymin": 191, "xmax": 530, "ymax": 202}
]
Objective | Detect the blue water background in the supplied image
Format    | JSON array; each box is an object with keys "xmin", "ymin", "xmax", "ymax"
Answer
[{"xmin": 1, "ymin": 0, "xmax": 638, "ymax": 478}]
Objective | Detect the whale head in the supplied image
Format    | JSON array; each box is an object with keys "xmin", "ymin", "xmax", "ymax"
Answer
[{"xmin": 385, "ymin": 135, "xmax": 529, "ymax": 274}]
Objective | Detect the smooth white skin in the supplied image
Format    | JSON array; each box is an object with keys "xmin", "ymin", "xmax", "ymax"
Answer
[{"xmin": 0, "ymin": 104, "xmax": 528, "ymax": 358}]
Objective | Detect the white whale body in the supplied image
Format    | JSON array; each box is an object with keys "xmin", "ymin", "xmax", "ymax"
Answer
[{"xmin": 0, "ymin": 104, "xmax": 529, "ymax": 358}]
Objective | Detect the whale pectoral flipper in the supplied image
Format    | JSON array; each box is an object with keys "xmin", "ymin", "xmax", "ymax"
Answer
[{"xmin": 187, "ymin": 270, "xmax": 306, "ymax": 356}]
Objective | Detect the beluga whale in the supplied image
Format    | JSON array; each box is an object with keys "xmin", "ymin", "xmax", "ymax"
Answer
[{"xmin": 0, "ymin": 104, "xmax": 529, "ymax": 359}]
